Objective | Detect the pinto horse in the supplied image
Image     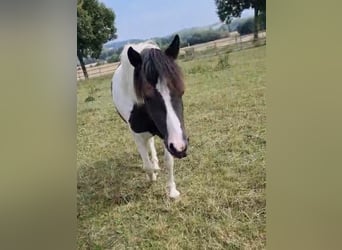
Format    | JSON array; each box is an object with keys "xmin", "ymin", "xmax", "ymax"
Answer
[{"xmin": 111, "ymin": 35, "xmax": 188, "ymax": 198}]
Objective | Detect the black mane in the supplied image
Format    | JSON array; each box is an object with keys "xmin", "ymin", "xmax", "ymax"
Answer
[{"xmin": 134, "ymin": 48, "xmax": 184, "ymax": 99}]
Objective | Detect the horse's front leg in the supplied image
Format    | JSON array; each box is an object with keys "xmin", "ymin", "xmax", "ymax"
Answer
[
  {"xmin": 133, "ymin": 132, "xmax": 157, "ymax": 181},
  {"xmin": 164, "ymin": 148, "xmax": 180, "ymax": 198},
  {"xmin": 148, "ymin": 137, "xmax": 160, "ymax": 171}
]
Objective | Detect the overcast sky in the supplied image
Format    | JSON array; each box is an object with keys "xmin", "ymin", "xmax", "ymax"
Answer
[{"xmin": 99, "ymin": 0, "xmax": 253, "ymax": 41}]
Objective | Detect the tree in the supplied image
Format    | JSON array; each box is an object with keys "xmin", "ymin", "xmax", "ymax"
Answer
[
  {"xmin": 77, "ymin": 0, "xmax": 117, "ymax": 79},
  {"xmin": 186, "ymin": 30, "xmax": 222, "ymax": 46},
  {"xmin": 107, "ymin": 53, "xmax": 120, "ymax": 63},
  {"xmin": 215, "ymin": 0, "xmax": 266, "ymax": 40},
  {"xmin": 237, "ymin": 17, "xmax": 254, "ymax": 35}
]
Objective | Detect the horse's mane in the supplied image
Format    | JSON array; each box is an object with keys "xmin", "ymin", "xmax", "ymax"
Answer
[
  {"xmin": 120, "ymin": 41, "xmax": 184, "ymax": 100},
  {"xmin": 120, "ymin": 40, "xmax": 159, "ymax": 67},
  {"xmin": 140, "ymin": 48, "xmax": 184, "ymax": 95}
]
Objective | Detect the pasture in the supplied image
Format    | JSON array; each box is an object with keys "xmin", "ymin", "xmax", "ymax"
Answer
[{"xmin": 77, "ymin": 45, "xmax": 266, "ymax": 249}]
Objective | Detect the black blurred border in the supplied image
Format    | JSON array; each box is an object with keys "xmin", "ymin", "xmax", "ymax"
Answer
[{"xmin": 267, "ymin": 0, "xmax": 342, "ymax": 249}]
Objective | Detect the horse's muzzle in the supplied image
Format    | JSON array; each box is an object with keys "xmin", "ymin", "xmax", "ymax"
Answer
[{"xmin": 168, "ymin": 142, "xmax": 188, "ymax": 159}]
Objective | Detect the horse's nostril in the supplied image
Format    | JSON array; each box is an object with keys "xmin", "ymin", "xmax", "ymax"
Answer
[{"xmin": 169, "ymin": 142, "xmax": 187, "ymax": 153}]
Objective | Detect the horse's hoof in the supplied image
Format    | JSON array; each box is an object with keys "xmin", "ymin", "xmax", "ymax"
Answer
[
  {"xmin": 168, "ymin": 189, "xmax": 180, "ymax": 199},
  {"xmin": 146, "ymin": 172, "xmax": 157, "ymax": 181}
]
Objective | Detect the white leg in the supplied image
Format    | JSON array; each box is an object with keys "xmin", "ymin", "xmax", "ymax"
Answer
[
  {"xmin": 148, "ymin": 137, "xmax": 160, "ymax": 170},
  {"xmin": 164, "ymin": 148, "xmax": 180, "ymax": 198},
  {"xmin": 133, "ymin": 132, "xmax": 157, "ymax": 181}
]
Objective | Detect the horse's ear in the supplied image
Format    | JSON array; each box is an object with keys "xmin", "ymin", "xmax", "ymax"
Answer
[
  {"xmin": 127, "ymin": 47, "xmax": 142, "ymax": 67},
  {"xmin": 165, "ymin": 34, "xmax": 180, "ymax": 59}
]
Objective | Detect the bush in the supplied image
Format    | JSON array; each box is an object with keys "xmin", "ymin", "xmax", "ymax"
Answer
[
  {"xmin": 187, "ymin": 64, "xmax": 208, "ymax": 74},
  {"xmin": 215, "ymin": 53, "xmax": 230, "ymax": 70},
  {"xmin": 107, "ymin": 53, "xmax": 120, "ymax": 63},
  {"xmin": 186, "ymin": 30, "xmax": 222, "ymax": 46},
  {"xmin": 84, "ymin": 96, "xmax": 95, "ymax": 102}
]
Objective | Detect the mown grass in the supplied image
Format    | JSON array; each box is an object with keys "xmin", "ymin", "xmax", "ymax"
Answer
[{"xmin": 77, "ymin": 45, "xmax": 266, "ymax": 249}]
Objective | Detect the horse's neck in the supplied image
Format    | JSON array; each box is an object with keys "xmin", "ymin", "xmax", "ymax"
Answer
[{"xmin": 119, "ymin": 64, "xmax": 140, "ymax": 104}]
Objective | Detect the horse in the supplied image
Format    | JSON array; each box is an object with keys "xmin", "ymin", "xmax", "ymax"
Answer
[{"xmin": 111, "ymin": 35, "xmax": 188, "ymax": 198}]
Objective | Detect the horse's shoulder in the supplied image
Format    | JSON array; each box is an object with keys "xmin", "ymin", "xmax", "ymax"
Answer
[{"xmin": 128, "ymin": 104, "xmax": 161, "ymax": 137}]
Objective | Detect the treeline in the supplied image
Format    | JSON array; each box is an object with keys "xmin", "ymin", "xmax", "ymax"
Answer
[
  {"xmin": 96, "ymin": 15, "xmax": 265, "ymax": 64},
  {"xmin": 233, "ymin": 13, "xmax": 266, "ymax": 36},
  {"xmin": 101, "ymin": 28, "xmax": 227, "ymax": 64},
  {"xmin": 155, "ymin": 29, "xmax": 228, "ymax": 49}
]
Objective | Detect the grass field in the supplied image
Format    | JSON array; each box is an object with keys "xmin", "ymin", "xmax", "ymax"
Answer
[{"xmin": 77, "ymin": 45, "xmax": 266, "ymax": 249}]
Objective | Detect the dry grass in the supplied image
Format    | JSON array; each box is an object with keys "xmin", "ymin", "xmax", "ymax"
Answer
[{"xmin": 77, "ymin": 45, "xmax": 266, "ymax": 249}]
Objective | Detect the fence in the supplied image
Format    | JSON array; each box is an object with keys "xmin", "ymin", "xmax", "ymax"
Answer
[
  {"xmin": 77, "ymin": 31, "xmax": 266, "ymax": 81},
  {"xmin": 184, "ymin": 32, "xmax": 266, "ymax": 60},
  {"xmin": 179, "ymin": 31, "xmax": 266, "ymax": 59},
  {"xmin": 77, "ymin": 62, "xmax": 120, "ymax": 81}
]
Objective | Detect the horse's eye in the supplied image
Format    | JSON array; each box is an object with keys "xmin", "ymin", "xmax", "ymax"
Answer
[{"xmin": 143, "ymin": 83, "xmax": 154, "ymax": 97}]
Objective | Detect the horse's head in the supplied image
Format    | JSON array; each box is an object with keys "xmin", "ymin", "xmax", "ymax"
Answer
[{"xmin": 127, "ymin": 35, "xmax": 188, "ymax": 158}]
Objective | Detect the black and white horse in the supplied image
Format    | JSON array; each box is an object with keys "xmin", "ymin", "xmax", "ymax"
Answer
[{"xmin": 111, "ymin": 35, "xmax": 188, "ymax": 198}]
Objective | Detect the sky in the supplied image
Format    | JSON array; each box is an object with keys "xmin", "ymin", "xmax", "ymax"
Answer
[{"xmin": 100, "ymin": 0, "xmax": 253, "ymax": 41}]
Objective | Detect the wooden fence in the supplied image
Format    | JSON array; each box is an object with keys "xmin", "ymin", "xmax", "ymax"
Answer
[
  {"xmin": 77, "ymin": 31, "xmax": 266, "ymax": 81},
  {"xmin": 77, "ymin": 62, "xmax": 120, "ymax": 81}
]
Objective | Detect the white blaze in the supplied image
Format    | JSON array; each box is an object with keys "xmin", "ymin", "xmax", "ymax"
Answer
[{"xmin": 156, "ymin": 81, "xmax": 185, "ymax": 152}]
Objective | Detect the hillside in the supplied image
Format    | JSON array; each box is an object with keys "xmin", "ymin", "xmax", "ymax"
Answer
[
  {"xmin": 93, "ymin": 13, "xmax": 264, "ymax": 65},
  {"xmin": 103, "ymin": 39, "xmax": 144, "ymax": 50},
  {"xmin": 104, "ymin": 21, "xmax": 233, "ymax": 50}
]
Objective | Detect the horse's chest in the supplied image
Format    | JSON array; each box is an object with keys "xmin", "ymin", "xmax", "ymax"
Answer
[{"xmin": 128, "ymin": 104, "xmax": 162, "ymax": 138}]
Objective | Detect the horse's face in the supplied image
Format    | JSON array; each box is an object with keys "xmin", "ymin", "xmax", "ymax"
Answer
[
  {"xmin": 128, "ymin": 35, "xmax": 188, "ymax": 158},
  {"xmin": 146, "ymin": 78, "xmax": 187, "ymax": 159}
]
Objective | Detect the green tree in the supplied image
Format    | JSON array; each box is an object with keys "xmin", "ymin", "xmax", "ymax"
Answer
[
  {"xmin": 77, "ymin": 0, "xmax": 117, "ymax": 79},
  {"xmin": 215, "ymin": 0, "xmax": 266, "ymax": 40},
  {"xmin": 107, "ymin": 53, "xmax": 120, "ymax": 63}
]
